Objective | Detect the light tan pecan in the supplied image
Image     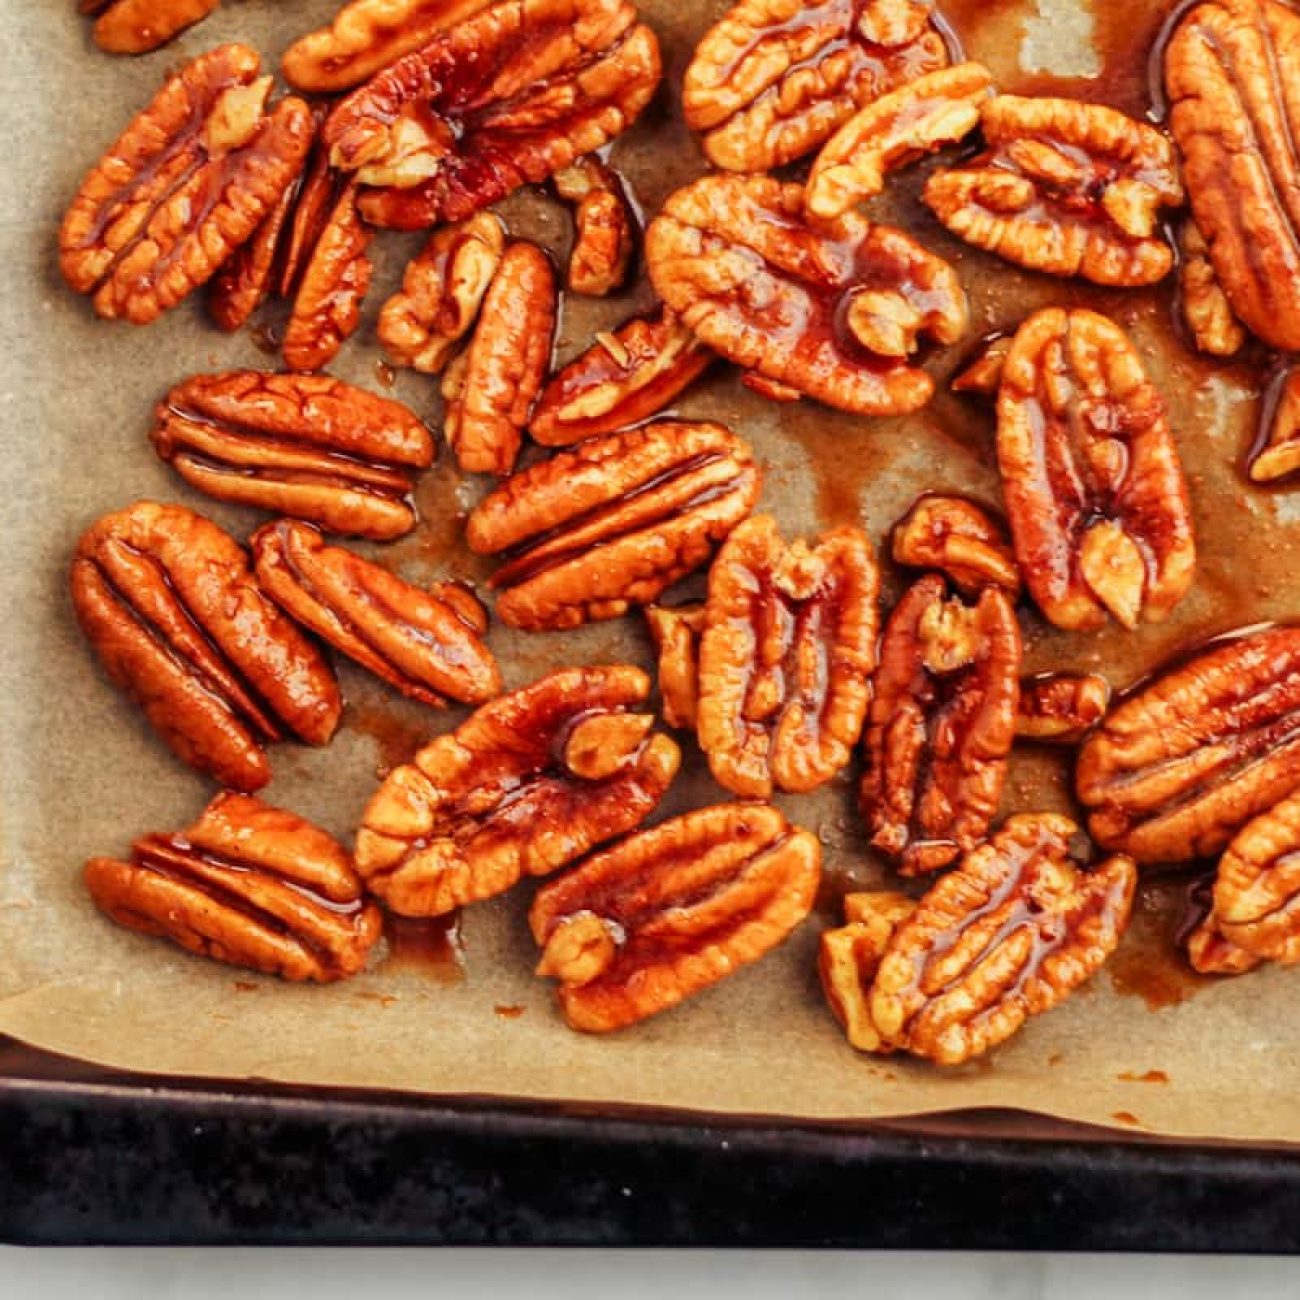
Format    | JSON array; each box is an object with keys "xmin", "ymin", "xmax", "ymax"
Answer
[
  {"xmin": 82, "ymin": 0, "xmax": 218, "ymax": 54},
  {"xmin": 890, "ymin": 494, "xmax": 1020, "ymax": 596},
  {"xmin": 951, "ymin": 335, "xmax": 1011, "ymax": 396},
  {"xmin": 646, "ymin": 173, "xmax": 967, "ymax": 415},
  {"xmin": 70, "ymin": 502, "xmax": 340, "ymax": 791},
  {"xmin": 59, "ymin": 46, "xmax": 314, "ymax": 324},
  {"xmin": 553, "ymin": 155, "xmax": 636, "ymax": 296},
  {"xmin": 924, "ymin": 95, "xmax": 1183, "ymax": 286},
  {"xmin": 85, "ymin": 792, "xmax": 381, "ymax": 982},
  {"xmin": 860, "ymin": 574, "xmax": 1021, "ymax": 875},
  {"xmin": 353, "ymin": 665, "xmax": 680, "ymax": 916},
  {"xmin": 997, "ymin": 308, "xmax": 1196, "ymax": 631},
  {"xmin": 1016, "ymin": 672, "xmax": 1111, "ymax": 745},
  {"xmin": 1178, "ymin": 219, "xmax": 1247, "ymax": 358},
  {"xmin": 645, "ymin": 602, "xmax": 705, "ymax": 730},
  {"xmin": 1249, "ymin": 369, "xmax": 1300, "ymax": 483},
  {"xmin": 531, "ymin": 803, "xmax": 820, "ymax": 1032},
  {"xmin": 467, "ymin": 421, "xmax": 761, "ymax": 630}
]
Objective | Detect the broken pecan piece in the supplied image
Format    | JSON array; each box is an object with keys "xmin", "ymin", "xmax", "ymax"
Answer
[
  {"xmin": 553, "ymin": 156, "xmax": 636, "ymax": 296},
  {"xmin": 951, "ymin": 334, "xmax": 1011, "ymax": 396},
  {"xmin": 84, "ymin": 0, "xmax": 218, "ymax": 55},
  {"xmin": 1016, "ymin": 672, "xmax": 1111, "ymax": 745},
  {"xmin": 860, "ymin": 574, "xmax": 1021, "ymax": 875},
  {"xmin": 1178, "ymin": 219, "xmax": 1246, "ymax": 358},
  {"xmin": 1211, "ymin": 790, "xmax": 1300, "ymax": 964},
  {"xmin": 890, "ymin": 494, "xmax": 1020, "ymax": 595},
  {"xmin": 1248, "ymin": 369, "xmax": 1300, "ymax": 483},
  {"xmin": 697, "ymin": 515, "xmax": 880, "ymax": 797},
  {"xmin": 353, "ymin": 665, "xmax": 680, "ymax": 915},
  {"xmin": 997, "ymin": 308, "xmax": 1196, "ymax": 631},
  {"xmin": 151, "ymin": 371, "xmax": 434, "ymax": 541},
  {"xmin": 531, "ymin": 803, "xmax": 820, "ymax": 1032},
  {"xmin": 70, "ymin": 502, "xmax": 340, "ymax": 791},
  {"xmin": 645, "ymin": 602, "xmax": 705, "ymax": 730},
  {"xmin": 924, "ymin": 95, "xmax": 1182, "ymax": 286},
  {"xmin": 1186, "ymin": 912, "xmax": 1264, "ymax": 975},
  {"xmin": 85, "ymin": 792, "xmax": 381, "ymax": 982},
  {"xmin": 646, "ymin": 174, "xmax": 967, "ymax": 415},
  {"xmin": 467, "ymin": 421, "xmax": 761, "ymax": 630}
]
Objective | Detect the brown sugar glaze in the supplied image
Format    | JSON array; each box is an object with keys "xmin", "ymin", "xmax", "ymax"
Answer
[{"xmin": 384, "ymin": 912, "xmax": 465, "ymax": 983}]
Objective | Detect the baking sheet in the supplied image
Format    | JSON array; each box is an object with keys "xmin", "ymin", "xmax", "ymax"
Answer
[{"xmin": 4, "ymin": 0, "xmax": 1299, "ymax": 1143}]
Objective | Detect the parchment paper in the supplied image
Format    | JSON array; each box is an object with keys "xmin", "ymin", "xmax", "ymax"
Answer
[{"xmin": 5, "ymin": 0, "xmax": 1299, "ymax": 1143}]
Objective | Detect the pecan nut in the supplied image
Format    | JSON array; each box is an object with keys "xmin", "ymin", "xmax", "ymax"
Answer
[
  {"xmin": 1210, "ymin": 791, "xmax": 1300, "ymax": 964},
  {"xmin": 59, "ymin": 46, "xmax": 314, "ymax": 324},
  {"xmin": 997, "ymin": 308, "xmax": 1196, "ymax": 631},
  {"xmin": 696, "ymin": 515, "xmax": 880, "ymax": 797},
  {"xmin": 647, "ymin": 174, "xmax": 967, "ymax": 416},
  {"xmin": 860, "ymin": 574, "xmax": 1021, "ymax": 875},
  {"xmin": 467, "ymin": 421, "xmax": 761, "ymax": 630},
  {"xmin": 950, "ymin": 334, "xmax": 1011, "ymax": 396},
  {"xmin": 531, "ymin": 803, "xmax": 820, "ymax": 1032},
  {"xmin": 1178, "ymin": 219, "xmax": 1246, "ymax": 358},
  {"xmin": 553, "ymin": 156, "xmax": 636, "ymax": 296},
  {"xmin": 1249, "ymin": 368, "xmax": 1300, "ymax": 483},
  {"xmin": 70, "ymin": 502, "xmax": 341, "ymax": 791},
  {"xmin": 1185, "ymin": 905, "xmax": 1265, "ymax": 976},
  {"xmin": 645, "ymin": 602, "xmax": 705, "ymax": 730},
  {"xmin": 85, "ymin": 792, "xmax": 381, "ymax": 982},
  {"xmin": 924, "ymin": 94, "xmax": 1183, "ymax": 286},
  {"xmin": 890, "ymin": 493, "xmax": 1020, "ymax": 595},
  {"xmin": 83, "ymin": 0, "xmax": 218, "ymax": 54},
  {"xmin": 353, "ymin": 665, "xmax": 680, "ymax": 915},
  {"xmin": 1016, "ymin": 672, "xmax": 1111, "ymax": 745},
  {"xmin": 151, "ymin": 370, "xmax": 434, "ymax": 541}
]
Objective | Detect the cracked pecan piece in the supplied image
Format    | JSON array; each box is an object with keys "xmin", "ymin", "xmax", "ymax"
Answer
[
  {"xmin": 151, "ymin": 371, "xmax": 434, "ymax": 541},
  {"xmin": 553, "ymin": 156, "xmax": 636, "ymax": 296},
  {"xmin": 997, "ymin": 308, "xmax": 1196, "ymax": 631},
  {"xmin": 697, "ymin": 515, "xmax": 880, "ymax": 798},
  {"xmin": 252, "ymin": 519, "xmax": 501, "ymax": 707},
  {"xmin": 353, "ymin": 665, "xmax": 680, "ymax": 916},
  {"xmin": 924, "ymin": 95, "xmax": 1182, "ymax": 286},
  {"xmin": 1016, "ymin": 672, "xmax": 1111, "ymax": 745},
  {"xmin": 890, "ymin": 494, "xmax": 1020, "ymax": 596},
  {"xmin": 682, "ymin": 0, "xmax": 950, "ymax": 173},
  {"xmin": 59, "ymin": 46, "xmax": 314, "ymax": 324},
  {"xmin": 1178, "ymin": 219, "xmax": 1246, "ymax": 358},
  {"xmin": 322, "ymin": 0, "xmax": 662, "ymax": 229},
  {"xmin": 1186, "ymin": 912, "xmax": 1264, "ymax": 975},
  {"xmin": 82, "ymin": 0, "xmax": 218, "ymax": 54},
  {"xmin": 441, "ymin": 241, "xmax": 557, "ymax": 475},
  {"xmin": 467, "ymin": 421, "xmax": 761, "ymax": 630},
  {"xmin": 85, "ymin": 792, "xmax": 381, "ymax": 982},
  {"xmin": 951, "ymin": 334, "xmax": 1011, "ymax": 396},
  {"xmin": 531, "ymin": 803, "xmax": 820, "ymax": 1032},
  {"xmin": 70, "ymin": 502, "xmax": 340, "ymax": 791},
  {"xmin": 1249, "ymin": 369, "xmax": 1300, "ymax": 483},
  {"xmin": 645, "ymin": 602, "xmax": 705, "ymax": 730},
  {"xmin": 1212, "ymin": 790, "xmax": 1300, "ymax": 964},
  {"xmin": 860, "ymin": 574, "xmax": 1021, "ymax": 875},
  {"xmin": 646, "ymin": 174, "xmax": 967, "ymax": 416}
]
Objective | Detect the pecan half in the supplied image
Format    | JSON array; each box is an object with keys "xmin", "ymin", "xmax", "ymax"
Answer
[
  {"xmin": 59, "ymin": 46, "xmax": 314, "ymax": 324},
  {"xmin": 84, "ymin": 0, "xmax": 218, "ymax": 54},
  {"xmin": 924, "ymin": 95, "xmax": 1183, "ymax": 286},
  {"xmin": 85, "ymin": 792, "xmax": 381, "ymax": 982},
  {"xmin": 1249, "ymin": 369, "xmax": 1300, "ymax": 483},
  {"xmin": 1178, "ymin": 218, "xmax": 1246, "ymax": 358},
  {"xmin": 860, "ymin": 574, "xmax": 1021, "ymax": 875},
  {"xmin": 697, "ymin": 515, "xmax": 880, "ymax": 797},
  {"xmin": 322, "ymin": 0, "xmax": 662, "ymax": 230},
  {"xmin": 441, "ymin": 241, "xmax": 557, "ymax": 475},
  {"xmin": 467, "ymin": 421, "xmax": 761, "ymax": 630},
  {"xmin": 951, "ymin": 334, "xmax": 1011, "ymax": 396},
  {"xmin": 646, "ymin": 174, "xmax": 967, "ymax": 416},
  {"xmin": 1016, "ymin": 672, "xmax": 1111, "ymax": 745},
  {"xmin": 553, "ymin": 156, "xmax": 636, "ymax": 296},
  {"xmin": 645, "ymin": 602, "xmax": 705, "ymax": 730},
  {"xmin": 151, "ymin": 371, "xmax": 434, "ymax": 541},
  {"xmin": 890, "ymin": 494, "xmax": 1020, "ymax": 595},
  {"xmin": 353, "ymin": 665, "xmax": 680, "ymax": 915},
  {"xmin": 682, "ymin": 0, "xmax": 950, "ymax": 173},
  {"xmin": 531, "ymin": 803, "xmax": 820, "ymax": 1032},
  {"xmin": 70, "ymin": 502, "xmax": 340, "ymax": 791},
  {"xmin": 997, "ymin": 308, "xmax": 1196, "ymax": 631}
]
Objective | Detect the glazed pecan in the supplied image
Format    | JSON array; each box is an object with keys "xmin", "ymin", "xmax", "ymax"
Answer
[
  {"xmin": 951, "ymin": 334, "xmax": 1011, "ymax": 396},
  {"xmin": 682, "ymin": 0, "xmax": 950, "ymax": 173},
  {"xmin": 553, "ymin": 156, "xmax": 635, "ymax": 296},
  {"xmin": 806, "ymin": 62, "xmax": 993, "ymax": 220},
  {"xmin": 890, "ymin": 494, "xmax": 1020, "ymax": 596},
  {"xmin": 70, "ymin": 502, "xmax": 340, "ymax": 791},
  {"xmin": 924, "ymin": 95, "xmax": 1183, "ymax": 286},
  {"xmin": 85, "ymin": 792, "xmax": 381, "ymax": 982},
  {"xmin": 645, "ymin": 602, "xmax": 705, "ymax": 730},
  {"xmin": 646, "ymin": 174, "xmax": 967, "ymax": 415},
  {"xmin": 441, "ymin": 241, "xmax": 557, "ymax": 475},
  {"xmin": 322, "ymin": 0, "xmax": 661, "ymax": 229},
  {"xmin": 252, "ymin": 519, "xmax": 501, "ymax": 707},
  {"xmin": 529, "ymin": 311, "xmax": 713, "ymax": 446},
  {"xmin": 1178, "ymin": 219, "xmax": 1246, "ymax": 358},
  {"xmin": 1185, "ymin": 900, "xmax": 1265, "ymax": 976},
  {"xmin": 353, "ymin": 665, "xmax": 680, "ymax": 915},
  {"xmin": 860, "ymin": 574, "xmax": 1021, "ymax": 875},
  {"xmin": 1016, "ymin": 672, "xmax": 1111, "ymax": 745},
  {"xmin": 531, "ymin": 803, "xmax": 820, "ymax": 1032},
  {"xmin": 83, "ymin": 0, "xmax": 218, "ymax": 54},
  {"xmin": 376, "ymin": 214, "xmax": 506, "ymax": 373},
  {"xmin": 151, "ymin": 371, "xmax": 434, "ymax": 541},
  {"xmin": 59, "ymin": 46, "xmax": 314, "ymax": 324},
  {"xmin": 997, "ymin": 308, "xmax": 1196, "ymax": 631},
  {"xmin": 1076, "ymin": 625, "xmax": 1300, "ymax": 864},
  {"xmin": 1249, "ymin": 369, "xmax": 1300, "ymax": 483},
  {"xmin": 696, "ymin": 515, "xmax": 880, "ymax": 798},
  {"xmin": 467, "ymin": 421, "xmax": 761, "ymax": 630}
]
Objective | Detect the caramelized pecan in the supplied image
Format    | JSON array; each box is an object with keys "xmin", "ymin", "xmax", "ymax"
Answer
[
  {"xmin": 1178, "ymin": 219, "xmax": 1246, "ymax": 358},
  {"xmin": 645, "ymin": 602, "xmax": 705, "ymax": 730},
  {"xmin": 531, "ymin": 803, "xmax": 820, "ymax": 1032},
  {"xmin": 950, "ymin": 334, "xmax": 1011, "ymax": 396},
  {"xmin": 1211, "ymin": 790, "xmax": 1300, "ymax": 964},
  {"xmin": 553, "ymin": 156, "xmax": 636, "ymax": 296},
  {"xmin": 84, "ymin": 0, "xmax": 218, "ymax": 55},
  {"xmin": 1249, "ymin": 369, "xmax": 1300, "ymax": 483},
  {"xmin": 70, "ymin": 502, "xmax": 340, "ymax": 791},
  {"xmin": 467, "ymin": 421, "xmax": 761, "ymax": 630},
  {"xmin": 1016, "ymin": 672, "xmax": 1111, "ymax": 745},
  {"xmin": 890, "ymin": 494, "xmax": 1020, "ymax": 595},
  {"xmin": 1185, "ymin": 910, "xmax": 1265, "ymax": 975},
  {"xmin": 353, "ymin": 665, "xmax": 680, "ymax": 915}
]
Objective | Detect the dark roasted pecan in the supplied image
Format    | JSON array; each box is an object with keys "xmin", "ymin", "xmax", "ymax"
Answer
[
  {"xmin": 59, "ymin": 46, "xmax": 314, "ymax": 324},
  {"xmin": 951, "ymin": 334, "xmax": 1011, "ymax": 396},
  {"xmin": 1016, "ymin": 672, "xmax": 1111, "ymax": 745},
  {"xmin": 997, "ymin": 308, "xmax": 1196, "ymax": 631},
  {"xmin": 353, "ymin": 665, "xmax": 680, "ymax": 915},
  {"xmin": 696, "ymin": 515, "xmax": 879, "ymax": 797},
  {"xmin": 70, "ymin": 502, "xmax": 340, "ymax": 791},
  {"xmin": 890, "ymin": 494, "xmax": 1020, "ymax": 595},
  {"xmin": 553, "ymin": 156, "xmax": 636, "ymax": 296},
  {"xmin": 467, "ymin": 421, "xmax": 761, "ymax": 630},
  {"xmin": 1178, "ymin": 219, "xmax": 1246, "ymax": 358},
  {"xmin": 83, "ymin": 0, "xmax": 219, "ymax": 54},
  {"xmin": 85, "ymin": 792, "xmax": 381, "ymax": 982},
  {"xmin": 1249, "ymin": 369, "xmax": 1300, "ymax": 483},
  {"xmin": 860, "ymin": 574, "xmax": 1020, "ymax": 875},
  {"xmin": 645, "ymin": 602, "xmax": 705, "ymax": 730},
  {"xmin": 531, "ymin": 803, "xmax": 820, "ymax": 1031},
  {"xmin": 646, "ymin": 174, "xmax": 967, "ymax": 415}
]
